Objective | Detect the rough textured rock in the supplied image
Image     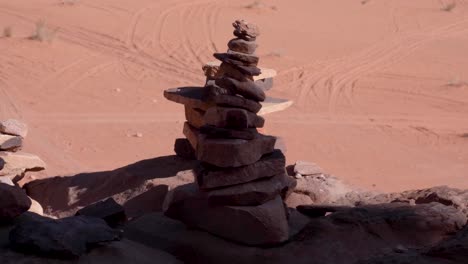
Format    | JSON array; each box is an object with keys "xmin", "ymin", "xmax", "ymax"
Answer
[
  {"xmin": 228, "ymin": 38, "xmax": 257, "ymax": 54},
  {"xmin": 126, "ymin": 201, "xmax": 466, "ymax": 264},
  {"xmin": 212, "ymin": 94, "xmax": 262, "ymax": 113},
  {"xmin": 201, "ymin": 173, "xmax": 296, "ymax": 206},
  {"xmin": 285, "ymin": 192, "xmax": 314, "ymax": 208},
  {"xmin": 0, "ymin": 135, "xmax": 23, "ymax": 151},
  {"xmin": 0, "ymin": 119, "xmax": 28, "ymax": 138},
  {"xmin": 200, "ymin": 125, "xmax": 257, "ymax": 140},
  {"xmin": 0, "ymin": 152, "xmax": 46, "ymax": 179},
  {"xmin": 196, "ymin": 134, "xmax": 276, "ymax": 167},
  {"xmin": 76, "ymin": 198, "xmax": 127, "ymax": 227},
  {"xmin": 294, "ymin": 160, "xmax": 324, "ymax": 176},
  {"xmin": 196, "ymin": 149, "xmax": 286, "ymax": 189},
  {"xmin": 0, "ymin": 184, "xmax": 31, "ymax": 222},
  {"xmin": 173, "ymin": 138, "xmax": 196, "ymax": 159},
  {"xmin": 164, "ymin": 188, "xmax": 289, "ymax": 245},
  {"xmin": 204, "ymin": 106, "xmax": 264, "ymax": 129},
  {"xmin": 297, "ymin": 204, "xmax": 352, "ymax": 217},
  {"xmin": 216, "ymin": 77, "xmax": 266, "ymax": 102},
  {"xmin": 204, "ymin": 80, "xmax": 236, "ymax": 99},
  {"xmin": 232, "ymin": 19, "xmax": 260, "ymax": 41},
  {"xmin": 185, "ymin": 106, "xmax": 206, "ymax": 129},
  {"xmin": 217, "ymin": 62, "xmax": 255, "ymax": 81},
  {"xmin": 214, "ymin": 51, "xmax": 259, "ymax": 67},
  {"xmin": 203, "ymin": 61, "xmax": 275, "ymax": 81},
  {"xmin": 9, "ymin": 215, "xmax": 122, "ymax": 258}
]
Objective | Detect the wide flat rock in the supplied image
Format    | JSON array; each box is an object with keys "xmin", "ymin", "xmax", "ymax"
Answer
[
  {"xmin": 196, "ymin": 133, "xmax": 276, "ymax": 167},
  {"xmin": 0, "ymin": 135, "xmax": 23, "ymax": 151},
  {"xmin": 197, "ymin": 149, "xmax": 286, "ymax": 189},
  {"xmin": 163, "ymin": 187, "xmax": 289, "ymax": 246},
  {"xmin": 0, "ymin": 152, "xmax": 46, "ymax": 179},
  {"xmin": 204, "ymin": 106, "xmax": 264, "ymax": 129},
  {"xmin": 203, "ymin": 61, "xmax": 276, "ymax": 81}
]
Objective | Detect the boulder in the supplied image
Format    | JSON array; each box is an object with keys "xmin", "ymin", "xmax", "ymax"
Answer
[
  {"xmin": 0, "ymin": 152, "xmax": 46, "ymax": 180},
  {"xmin": 201, "ymin": 173, "xmax": 296, "ymax": 206},
  {"xmin": 196, "ymin": 133, "xmax": 276, "ymax": 167},
  {"xmin": 196, "ymin": 149, "xmax": 286, "ymax": 189},
  {"xmin": 9, "ymin": 215, "xmax": 122, "ymax": 258},
  {"xmin": 232, "ymin": 19, "xmax": 260, "ymax": 41},
  {"xmin": 216, "ymin": 77, "xmax": 266, "ymax": 102},
  {"xmin": 0, "ymin": 119, "xmax": 28, "ymax": 138},
  {"xmin": 0, "ymin": 184, "xmax": 31, "ymax": 222},
  {"xmin": 76, "ymin": 198, "xmax": 127, "ymax": 228},
  {"xmin": 200, "ymin": 125, "xmax": 257, "ymax": 140},
  {"xmin": 204, "ymin": 106, "xmax": 264, "ymax": 129},
  {"xmin": 294, "ymin": 161, "xmax": 324, "ymax": 176},
  {"xmin": 212, "ymin": 94, "xmax": 262, "ymax": 113},
  {"xmin": 297, "ymin": 204, "xmax": 352, "ymax": 217},
  {"xmin": 0, "ymin": 135, "xmax": 22, "ymax": 151},
  {"xmin": 164, "ymin": 187, "xmax": 289, "ymax": 245},
  {"xmin": 173, "ymin": 138, "xmax": 195, "ymax": 159},
  {"xmin": 185, "ymin": 106, "xmax": 206, "ymax": 129},
  {"xmin": 228, "ymin": 38, "xmax": 257, "ymax": 54}
]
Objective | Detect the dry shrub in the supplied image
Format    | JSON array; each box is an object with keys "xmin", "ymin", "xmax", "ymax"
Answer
[
  {"xmin": 3, "ymin": 26, "xmax": 12, "ymax": 38},
  {"xmin": 441, "ymin": 2, "xmax": 456, "ymax": 12},
  {"xmin": 30, "ymin": 20, "xmax": 58, "ymax": 42}
]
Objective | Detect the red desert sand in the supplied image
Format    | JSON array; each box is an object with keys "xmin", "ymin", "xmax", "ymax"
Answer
[{"xmin": 0, "ymin": 0, "xmax": 467, "ymax": 192}]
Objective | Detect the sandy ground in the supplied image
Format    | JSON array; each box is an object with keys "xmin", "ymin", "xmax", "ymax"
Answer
[{"xmin": 0, "ymin": 0, "xmax": 467, "ymax": 192}]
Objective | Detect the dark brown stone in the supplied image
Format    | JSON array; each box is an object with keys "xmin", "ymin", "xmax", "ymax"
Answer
[
  {"xmin": 200, "ymin": 125, "xmax": 257, "ymax": 140},
  {"xmin": 216, "ymin": 77, "xmax": 266, "ymax": 102},
  {"xmin": 217, "ymin": 62, "xmax": 255, "ymax": 81},
  {"xmin": 182, "ymin": 122, "xmax": 200, "ymax": 150},
  {"xmin": 75, "ymin": 198, "xmax": 127, "ymax": 228},
  {"xmin": 174, "ymin": 138, "xmax": 196, "ymax": 159},
  {"xmin": 203, "ymin": 107, "xmax": 264, "ymax": 129},
  {"xmin": 163, "ymin": 185, "xmax": 289, "ymax": 246},
  {"xmin": 297, "ymin": 204, "xmax": 352, "ymax": 217},
  {"xmin": 235, "ymin": 64, "xmax": 262, "ymax": 76},
  {"xmin": 184, "ymin": 106, "xmax": 205, "ymax": 129},
  {"xmin": 0, "ymin": 183, "xmax": 31, "ymax": 222},
  {"xmin": 232, "ymin": 20, "xmax": 260, "ymax": 41},
  {"xmin": 202, "ymin": 173, "xmax": 296, "ymax": 206},
  {"xmin": 255, "ymin": 77, "xmax": 274, "ymax": 91},
  {"xmin": 228, "ymin": 38, "xmax": 257, "ymax": 54},
  {"xmin": 163, "ymin": 87, "xmax": 209, "ymax": 110},
  {"xmin": 196, "ymin": 133, "xmax": 276, "ymax": 167},
  {"xmin": 0, "ymin": 135, "xmax": 23, "ymax": 151},
  {"xmin": 213, "ymin": 94, "xmax": 262, "ymax": 113},
  {"xmin": 196, "ymin": 149, "xmax": 286, "ymax": 189},
  {"xmin": 204, "ymin": 80, "xmax": 236, "ymax": 100},
  {"xmin": 213, "ymin": 52, "xmax": 259, "ymax": 67}
]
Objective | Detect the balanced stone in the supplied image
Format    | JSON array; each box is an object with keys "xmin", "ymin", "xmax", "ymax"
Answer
[
  {"xmin": 200, "ymin": 125, "xmax": 256, "ymax": 140},
  {"xmin": 203, "ymin": 107, "xmax": 265, "ymax": 129},
  {"xmin": 185, "ymin": 107, "xmax": 206, "ymax": 129},
  {"xmin": 216, "ymin": 77, "xmax": 266, "ymax": 102},
  {"xmin": 213, "ymin": 52, "xmax": 259, "ymax": 67},
  {"xmin": 204, "ymin": 80, "xmax": 236, "ymax": 99},
  {"xmin": 201, "ymin": 173, "xmax": 296, "ymax": 206},
  {"xmin": 234, "ymin": 64, "xmax": 262, "ymax": 76},
  {"xmin": 164, "ymin": 185, "xmax": 288, "ymax": 245},
  {"xmin": 0, "ymin": 152, "xmax": 46, "ymax": 179},
  {"xmin": 164, "ymin": 87, "xmax": 209, "ymax": 110},
  {"xmin": 217, "ymin": 62, "xmax": 255, "ymax": 81},
  {"xmin": 0, "ymin": 183, "xmax": 31, "ymax": 222},
  {"xmin": 228, "ymin": 38, "xmax": 257, "ymax": 54},
  {"xmin": 213, "ymin": 94, "xmax": 261, "ymax": 114},
  {"xmin": 196, "ymin": 149, "xmax": 286, "ymax": 189},
  {"xmin": 173, "ymin": 138, "xmax": 195, "ymax": 159},
  {"xmin": 196, "ymin": 133, "xmax": 276, "ymax": 167},
  {"xmin": 182, "ymin": 122, "xmax": 200, "ymax": 150},
  {"xmin": 0, "ymin": 134, "xmax": 23, "ymax": 151},
  {"xmin": 232, "ymin": 19, "xmax": 260, "ymax": 41}
]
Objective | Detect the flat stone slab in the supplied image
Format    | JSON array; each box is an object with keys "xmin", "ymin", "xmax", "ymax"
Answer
[
  {"xmin": 200, "ymin": 125, "xmax": 257, "ymax": 140},
  {"xmin": 204, "ymin": 106, "xmax": 264, "ymax": 129},
  {"xmin": 201, "ymin": 173, "xmax": 296, "ymax": 206},
  {"xmin": 185, "ymin": 106, "xmax": 206, "ymax": 129},
  {"xmin": 0, "ymin": 134, "xmax": 23, "ymax": 151},
  {"xmin": 0, "ymin": 119, "xmax": 28, "ymax": 138},
  {"xmin": 196, "ymin": 133, "xmax": 276, "ymax": 167},
  {"xmin": 0, "ymin": 152, "xmax": 46, "ymax": 178},
  {"xmin": 196, "ymin": 149, "xmax": 286, "ymax": 189},
  {"xmin": 163, "ymin": 186, "xmax": 289, "ymax": 246},
  {"xmin": 164, "ymin": 87, "xmax": 292, "ymax": 116},
  {"xmin": 294, "ymin": 161, "xmax": 324, "ymax": 176},
  {"xmin": 203, "ymin": 61, "xmax": 276, "ymax": 81}
]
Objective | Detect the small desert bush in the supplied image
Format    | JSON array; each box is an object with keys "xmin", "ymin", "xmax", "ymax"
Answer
[
  {"xmin": 3, "ymin": 26, "xmax": 12, "ymax": 38},
  {"xmin": 441, "ymin": 2, "xmax": 456, "ymax": 12},
  {"xmin": 60, "ymin": 0, "xmax": 78, "ymax": 5},
  {"xmin": 30, "ymin": 20, "xmax": 57, "ymax": 42}
]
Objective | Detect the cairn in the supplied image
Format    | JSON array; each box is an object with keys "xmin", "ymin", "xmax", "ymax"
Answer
[
  {"xmin": 0, "ymin": 119, "xmax": 45, "ymax": 186},
  {"xmin": 163, "ymin": 20, "xmax": 296, "ymax": 245}
]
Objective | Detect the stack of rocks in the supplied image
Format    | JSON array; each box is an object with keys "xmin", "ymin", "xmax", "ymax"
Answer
[
  {"xmin": 0, "ymin": 119, "xmax": 46, "ymax": 186},
  {"xmin": 163, "ymin": 20, "xmax": 297, "ymax": 246}
]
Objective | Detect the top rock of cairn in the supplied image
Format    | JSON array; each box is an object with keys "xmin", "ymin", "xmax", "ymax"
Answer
[{"xmin": 232, "ymin": 20, "xmax": 260, "ymax": 41}]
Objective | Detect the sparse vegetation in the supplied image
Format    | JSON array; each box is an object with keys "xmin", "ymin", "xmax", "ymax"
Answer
[
  {"xmin": 446, "ymin": 78, "xmax": 467, "ymax": 88},
  {"xmin": 244, "ymin": 1, "xmax": 277, "ymax": 11},
  {"xmin": 60, "ymin": 0, "xmax": 78, "ymax": 5},
  {"xmin": 30, "ymin": 20, "xmax": 57, "ymax": 42},
  {"xmin": 3, "ymin": 26, "xmax": 12, "ymax": 38},
  {"xmin": 441, "ymin": 1, "xmax": 456, "ymax": 12}
]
